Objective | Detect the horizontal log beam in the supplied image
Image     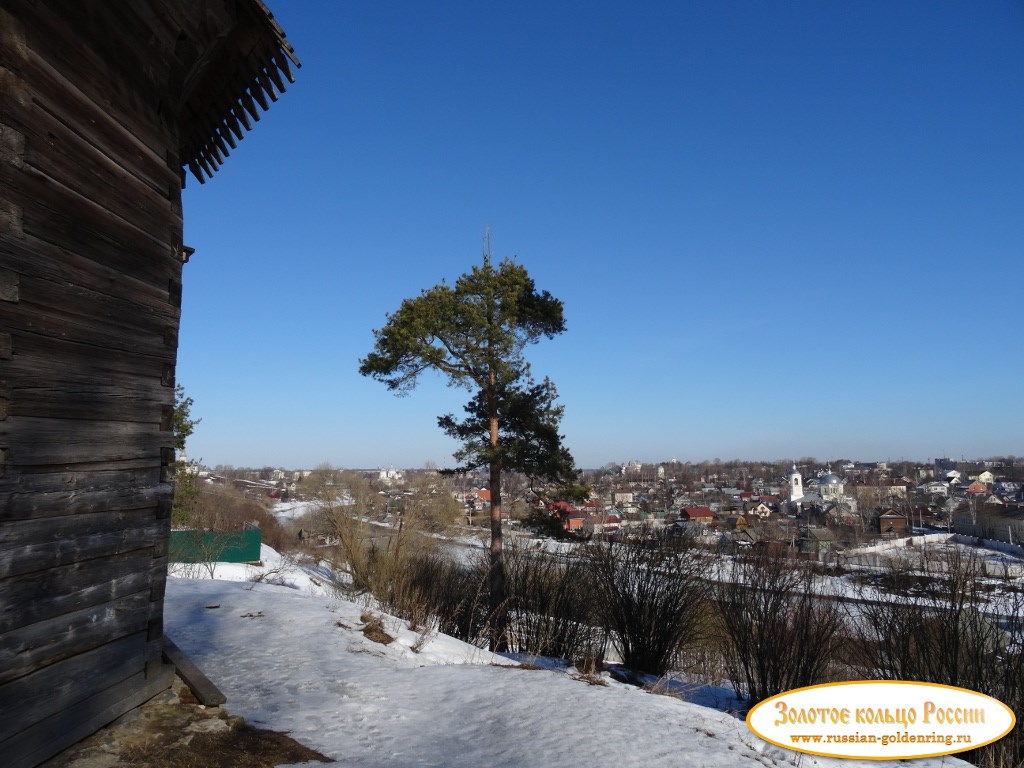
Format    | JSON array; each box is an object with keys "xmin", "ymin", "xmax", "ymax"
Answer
[{"xmin": 163, "ymin": 636, "xmax": 227, "ymax": 706}]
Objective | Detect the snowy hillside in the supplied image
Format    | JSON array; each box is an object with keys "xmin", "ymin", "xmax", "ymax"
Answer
[{"xmin": 165, "ymin": 549, "xmax": 972, "ymax": 768}]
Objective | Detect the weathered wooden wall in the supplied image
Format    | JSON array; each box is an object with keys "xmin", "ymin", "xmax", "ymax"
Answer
[
  {"xmin": 0, "ymin": 5, "xmax": 182, "ymax": 765},
  {"xmin": 0, "ymin": 2, "xmax": 297, "ymax": 762}
]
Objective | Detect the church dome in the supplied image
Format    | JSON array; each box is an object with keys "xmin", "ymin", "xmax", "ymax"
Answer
[{"xmin": 820, "ymin": 473, "xmax": 842, "ymax": 486}]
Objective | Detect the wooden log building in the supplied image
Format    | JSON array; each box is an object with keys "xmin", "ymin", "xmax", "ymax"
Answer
[{"xmin": 0, "ymin": 3, "xmax": 298, "ymax": 765}]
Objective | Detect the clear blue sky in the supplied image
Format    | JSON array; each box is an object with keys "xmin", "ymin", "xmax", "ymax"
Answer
[{"xmin": 180, "ymin": 0, "xmax": 1024, "ymax": 471}]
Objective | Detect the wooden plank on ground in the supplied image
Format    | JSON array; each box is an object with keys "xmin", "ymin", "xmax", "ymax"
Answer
[{"xmin": 163, "ymin": 636, "xmax": 227, "ymax": 706}]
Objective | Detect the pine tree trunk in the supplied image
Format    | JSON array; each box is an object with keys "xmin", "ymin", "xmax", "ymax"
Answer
[
  {"xmin": 489, "ymin": 457, "xmax": 507, "ymax": 651},
  {"xmin": 488, "ymin": 382, "xmax": 507, "ymax": 651}
]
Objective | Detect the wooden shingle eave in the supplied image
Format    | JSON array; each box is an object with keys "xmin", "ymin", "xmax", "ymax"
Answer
[{"xmin": 177, "ymin": 0, "xmax": 300, "ymax": 185}]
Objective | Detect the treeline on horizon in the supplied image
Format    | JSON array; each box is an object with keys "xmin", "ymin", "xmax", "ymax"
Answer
[{"xmin": 202, "ymin": 455, "xmax": 1023, "ymax": 482}]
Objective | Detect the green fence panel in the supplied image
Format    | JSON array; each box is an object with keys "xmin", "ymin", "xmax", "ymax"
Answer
[{"xmin": 169, "ymin": 528, "xmax": 262, "ymax": 563}]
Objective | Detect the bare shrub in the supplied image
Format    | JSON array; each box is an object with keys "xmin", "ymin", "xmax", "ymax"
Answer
[
  {"xmin": 851, "ymin": 547, "xmax": 1005, "ymax": 687},
  {"xmin": 374, "ymin": 549, "xmax": 448, "ymax": 627},
  {"xmin": 395, "ymin": 473, "xmax": 463, "ymax": 535},
  {"xmin": 574, "ymin": 643, "xmax": 605, "ymax": 676},
  {"xmin": 503, "ymin": 540, "xmax": 602, "ymax": 662},
  {"xmin": 169, "ymin": 475, "xmax": 288, "ymax": 584},
  {"xmin": 410, "ymin": 619, "xmax": 439, "ymax": 653},
  {"xmin": 356, "ymin": 544, "xmax": 493, "ymax": 649},
  {"xmin": 584, "ymin": 527, "xmax": 712, "ymax": 677},
  {"xmin": 850, "ymin": 546, "xmax": 1024, "ymax": 768},
  {"xmin": 188, "ymin": 484, "xmax": 287, "ymax": 550},
  {"xmin": 166, "ymin": 553, "xmax": 208, "ymax": 580},
  {"xmin": 167, "ymin": 529, "xmax": 232, "ymax": 579},
  {"xmin": 246, "ymin": 552, "xmax": 302, "ymax": 589},
  {"xmin": 715, "ymin": 550, "xmax": 846, "ymax": 705},
  {"xmin": 675, "ymin": 619, "xmax": 730, "ymax": 689},
  {"xmin": 989, "ymin": 591, "xmax": 1024, "ymax": 768},
  {"xmin": 425, "ymin": 551, "xmax": 493, "ymax": 647}
]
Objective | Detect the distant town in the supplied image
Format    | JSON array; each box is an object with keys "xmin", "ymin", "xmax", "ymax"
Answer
[
  {"xmin": 186, "ymin": 455, "xmax": 1024, "ymax": 559},
  {"xmin": 168, "ymin": 452, "xmax": 1024, "ymax": 768}
]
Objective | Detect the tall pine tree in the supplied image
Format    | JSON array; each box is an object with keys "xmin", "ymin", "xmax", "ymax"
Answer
[{"xmin": 359, "ymin": 243, "xmax": 574, "ymax": 648}]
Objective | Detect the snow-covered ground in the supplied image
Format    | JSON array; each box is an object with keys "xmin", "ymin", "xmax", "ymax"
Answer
[
  {"xmin": 270, "ymin": 499, "xmax": 319, "ymax": 522},
  {"xmin": 165, "ymin": 547, "xmax": 972, "ymax": 768}
]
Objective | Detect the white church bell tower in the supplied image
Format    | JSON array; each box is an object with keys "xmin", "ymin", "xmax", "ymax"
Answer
[{"xmin": 788, "ymin": 463, "xmax": 804, "ymax": 503}]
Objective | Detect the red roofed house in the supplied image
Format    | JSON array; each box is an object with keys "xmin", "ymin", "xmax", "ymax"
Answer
[{"xmin": 680, "ymin": 506, "xmax": 715, "ymax": 523}]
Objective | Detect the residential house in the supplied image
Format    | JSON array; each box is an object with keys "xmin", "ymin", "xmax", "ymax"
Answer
[
  {"xmin": 798, "ymin": 527, "xmax": 837, "ymax": 557},
  {"xmin": 976, "ymin": 470, "xmax": 995, "ymax": 485},
  {"xmin": 919, "ymin": 481, "xmax": 949, "ymax": 497},
  {"xmin": 824, "ymin": 502, "xmax": 859, "ymax": 527},
  {"xmin": 545, "ymin": 500, "xmax": 575, "ymax": 530},
  {"xmin": 879, "ymin": 479, "xmax": 910, "ymax": 499},
  {"xmin": 611, "ymin": 489, "xmax": 635, "ymax": 505},
  {"xmin": 563, "ymin": 511, "xmax": 586, "ymax": 533},
  {"xmin": 877, "ymin": 510, "xmax": 909, "ymax": 537},
  {"xmin": 679, "ymin": 506, "xmax": 715, "ymax": 526},
  {"xmin": 581, "ymin": 513, "xmax": 621, "ymax": 539},
  {"xmin": 725, "ymin": 514, "xmax": 748, "ymax": 532}
]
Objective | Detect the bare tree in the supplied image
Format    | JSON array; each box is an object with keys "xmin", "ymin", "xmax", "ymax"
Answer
[
  {"xmin": 397, "ymin": 473, "xmax": 462, "ymax": 536},
  {"xmin": 312, "ymin": 469, "xmax": 379, "ymax": 593}
]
